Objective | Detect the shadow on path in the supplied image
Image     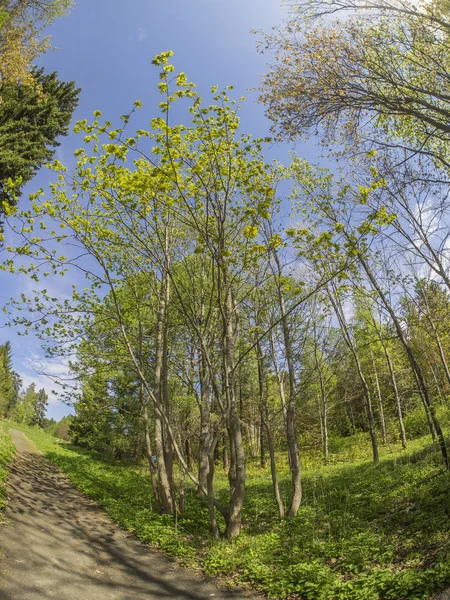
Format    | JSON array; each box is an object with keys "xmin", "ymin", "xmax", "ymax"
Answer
[{"xmin": 0, "ymin": 430, "xmax": 252, "ymax": 600}]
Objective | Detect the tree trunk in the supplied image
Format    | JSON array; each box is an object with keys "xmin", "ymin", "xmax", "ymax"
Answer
[
  {"xmin": 185, "ymin": 437, "xmax": 193, "ymax": 471},
  {"xmin": 162, "ymin": 271, "xmax": 175, "ymax": 504},
  {"xmin": 226, "ymin": 409, "xmax": 245, "ymax": 539},
  {"xmin": 328, "ymin": 288, "xmax": 379, "ymax": 463},
  {"xmin": 154, "ymin": 272, "xmax": 174, "ymax": 514},
  {"xmin": 358, "ymin": 253, "xmax": 448, "ymax": 468},
  {"xmin": 222, "ymin": 432, "xmax": 229, "ymax": 470},
  {"xmin": 137, "ymin": 314, "xmax": 161, "ymax": 513},
  {"xmin": 223, "ymin": 287, "xmax": 245, "ymax": 539},
  {"xmin": 198, "ymin": 350, "xmax": 212, "ymax": 493},
  {"xmin": 383, "ymin": 343, "xmax": 407, "ymax": 448},
  {"xmin": 207, "ymin": 448, "xmax": 221, "ymax": 540},
  {"xmin": 259, "ymin": 418, "xmax": 266, "ymax": 468},
  {"xmin": 141, "ymin": 396, "xmax": 161, "ymax": 513},
  {"xmin": 154, "ymin": 409, "xmax": 173, "ymax": 513},
  {"xmin": 431, "ymin": 363, "xmax": 447, "ymax": 405},
  {"xmin": 272, "ymin": 250, "xmax": 302, "ymax": 517},
  {"xmin": 370, "ymin": 347, "xmax": 388, "ymax": 445},
  {"xmin": 322, "ymin": 403, "xmax": 329, "ymax": 466},
  {"xmin": 427, "ymin": 314, "xmax": 450, "ymax": 397},
  {"xmin": 257, "ymin": 343, "xmax": 266, "ymax": 469},
  {"xmin": 269, "ymin": 328, "xmax": 288, "ymax": 429},
  {"xmin": 179, "ymin": 467, "xmax": 185, "ymax": 514},
  {"xmin": 313, "ymin": 329, "xmax": 329, "ymax": 465},
  {"xmin": 259, "ymin": 341, "xmax": 285, "ymax": 519},
  {"xmin": 264, "ymin": 403, "xmax": 285, "ymax": 519},
  {"xmin": 256, "ymin": 334, "xmax": 284, "ymax": 516}
]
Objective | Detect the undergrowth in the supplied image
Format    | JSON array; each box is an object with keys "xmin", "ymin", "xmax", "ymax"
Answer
[
  {"xmin": 5, "ymin": 421, "xmax": 450, "ymax": 599},
  {"xmin": 0, "ymin": 423, "xmax": 15, "ymax": 516}
]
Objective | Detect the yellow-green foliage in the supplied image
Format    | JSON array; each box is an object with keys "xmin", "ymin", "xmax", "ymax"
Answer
[{"xmin": 0, "ymin": 422, "xmax": 15, "ymax": 514}]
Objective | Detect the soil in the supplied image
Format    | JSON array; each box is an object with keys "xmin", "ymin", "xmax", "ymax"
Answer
[{"xmin": 0, "ymin": 429, "xmax": 256, "ymax": 600}]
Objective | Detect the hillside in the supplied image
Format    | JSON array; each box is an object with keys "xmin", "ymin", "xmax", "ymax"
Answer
[{"xmin": 3, "ymin": 421, "xmax": 450, "ymax": 600}]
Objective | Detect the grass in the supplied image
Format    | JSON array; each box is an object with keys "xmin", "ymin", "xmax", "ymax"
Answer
[
  {"xmin": 4, "ymin": 420, "xmax": 450, "ymax": 599},
  {"xmin": 0, "ymin": 422, "xmax": 15, "ymax": 517}
]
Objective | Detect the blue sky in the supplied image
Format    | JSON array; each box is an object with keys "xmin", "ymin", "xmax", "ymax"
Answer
[{"xmin": 0, "ymin": 0, "xmax": 320, "ymax": 419}]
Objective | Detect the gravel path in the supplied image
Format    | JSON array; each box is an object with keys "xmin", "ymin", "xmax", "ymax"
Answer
[{"xmin": 0, "ymin": 430, "xmax": 255, "ymax": 600}]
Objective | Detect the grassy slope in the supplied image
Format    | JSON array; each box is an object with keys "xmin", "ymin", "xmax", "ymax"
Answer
[
  {"xmin": 0, "ymin": 423, "xmax": 15, "ymax": 516},
  {"xmin": 6, "ymin": 421, "xmax": 450, "ymax": 600}
]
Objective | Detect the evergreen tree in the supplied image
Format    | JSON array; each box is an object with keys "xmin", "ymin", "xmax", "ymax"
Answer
[
  {"xmin": 34, "ymin": 388, "xmax": 48, "ymax": 427},
  {"xmin": 0, "ymin": 67, "xmax": 80, "ymax": 213},
  {"xmin": 8, "ymin": 370, "xmax": 22, "ymax": 416},
  {"xmin": 0, "ymin": 341, "xmax": 14, "ymax": 416},
  {"xmin": 70, "ymin": 370, "xmax": 114, "ymax": 452},
  {"xmin": 13, "ymin": 382, "xmax": 36, "ymax": 425}
]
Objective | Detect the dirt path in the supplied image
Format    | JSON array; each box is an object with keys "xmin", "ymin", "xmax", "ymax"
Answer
[{"xmin": 0, "ymin": 430, "xmax": 255, "ymax": 600}]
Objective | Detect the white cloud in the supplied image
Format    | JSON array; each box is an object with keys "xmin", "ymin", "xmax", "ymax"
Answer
[
  {"xmin": 25, "ymin": 353, "xmax": 71, "ymax": 378},
  {"xmin": 55, "ymin": 145, "xmax": 66, "ymax": 166},
  {"xmin": 18, "ymin": 371, "xmax": 60, "ymax": 404},
  {"xmin": 137, "ymin": 28, "xmax": 148, "ymax": 42},
  {"xmin": 19, "ymin": 353, "xmax": 78, "ymax": 405}
]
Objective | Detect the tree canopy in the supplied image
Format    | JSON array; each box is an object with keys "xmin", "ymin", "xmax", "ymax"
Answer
[
  {"xmin": 0, "ymin": 0, "xmax": 73, "ymax": 87},
  {"xmin": 259, "ymin": 0, "xmax": 450, "ymax": 170},
  {"xmin": 0, "ymin": 67, "xmax": 79, "ymax": 215},
  {"xmin": 2, "ymin": 3, "xmax": 450, "ymax": 597}
]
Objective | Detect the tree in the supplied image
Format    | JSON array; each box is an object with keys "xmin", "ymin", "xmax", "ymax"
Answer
[
  {"xmin": 401, "ymin": 276, "xmax": 450, "ymax": 404},
  {"xmin": 259, "ymin": 0, "xmax": 450, "ymax": 171},
  {"xmin": 328, "ymin": 282, "xmax": 380, "ymax": 463},
  {"xmin": 34, "ymin": 388, "xmax": 48, "ymax": 427},
  {"xmin": 9, "ymin": 42, "xmax": 450, "ymax": 558},
  {"xmin": 0, "ymin": 68, "xmax": 79, "ymax": 213},
  {"xmin": 289, "ymin": 158, "xmax": 449, "ymax": 467},
  {"xmin": 0, "ymin": 0, "xmax": 73, "ymax": 88},
  {"xmin": 0, "ymin": 341, "xmax": 13, "ymax": 415},
  {"xmin": 6, "ymin": 51, "xmax": 289, "ymax": 537},
  {"xmin": 46, "ymin": 414, "xmax": 73, "ymax": 440},
  {"xmin": 10, "ymin": 381, "xmax": 48, "ymax": 426},
  {"xmin": 265, "ymin": 223, "xmax": 304, "ymax": 515},
  {"xmin": 13, "ymin": 382, "xmax": 36, "ymax": 424},
  {"xmin": 0, "ymin": 340, "xmax": 21, "ymax": 416}
]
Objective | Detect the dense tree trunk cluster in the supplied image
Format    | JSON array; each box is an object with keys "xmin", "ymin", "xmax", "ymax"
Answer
[{"xmin": 4, "ymin": 19, "xmax": 450, "ymax": 541}]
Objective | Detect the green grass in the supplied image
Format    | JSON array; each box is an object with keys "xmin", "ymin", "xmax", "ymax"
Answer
[
  {"xmin": 0, "ymin": 422, "xmax": 15, "ymax": 516},
  {"xmin": 5, "ymin": 421, "xmax": 450, "ymax": 599}
]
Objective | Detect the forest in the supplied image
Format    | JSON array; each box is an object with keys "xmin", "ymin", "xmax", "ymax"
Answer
[{"xmin": 1, "ymin": 1, "xmax": 450, "ymax": 599}]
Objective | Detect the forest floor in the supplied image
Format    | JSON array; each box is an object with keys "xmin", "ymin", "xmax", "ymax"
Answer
[
  {"xmin": 2, "ymin": 423, "xmax": 450, "ymax": 599},
  {"xmin": 0, "ymin": 429, "xmax": 257, "ymax": 600}
]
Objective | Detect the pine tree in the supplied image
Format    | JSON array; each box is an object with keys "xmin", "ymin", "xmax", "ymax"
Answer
[
  {"xmin": 34, "ymin": 388, "xmax": 48, "ymax": 427},
  {"xmin": 0, "ymin": 341, "xmax": 14, "ymax": 416},
  {"xmin": 0, "ymin": 67, "xmax": 80, "ymax": 212},
  {"xmin": 9, "ymin": 370, "xmax": 22, "ymax": 415}
]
